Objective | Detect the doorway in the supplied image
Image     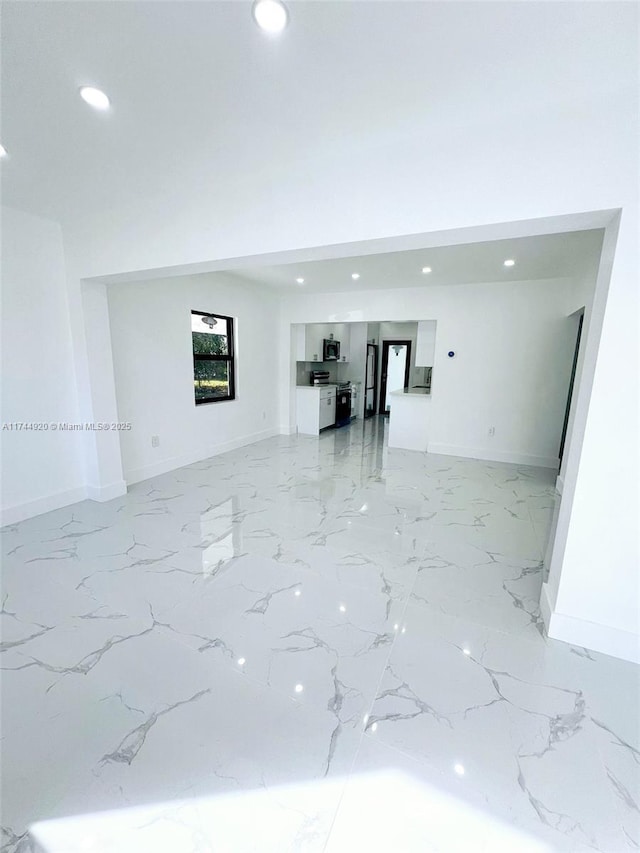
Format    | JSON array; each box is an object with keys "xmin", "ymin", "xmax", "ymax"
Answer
[
  {"xmin": 364, "ymin": 343, "xmax": 379, "ymax": 418},
  {"xmin": 558, "ymin": 311, "xmax": 584, "ymax": 467},
  {"xmin": 379, "ymin": 340, "xmax": 412, "ymax": 414}
]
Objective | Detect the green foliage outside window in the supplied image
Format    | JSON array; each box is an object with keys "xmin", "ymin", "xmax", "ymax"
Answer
[{"xmin": 192, "ymin": 331, "xmax": 228, "ymax": 356}]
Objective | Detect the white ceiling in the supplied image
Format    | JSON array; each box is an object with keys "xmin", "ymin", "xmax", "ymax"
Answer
[
  {"xmin": 0, "ymin": 2, "xmax": 629, "ymax": 230},
  {"xmin": 225, "ymin": 230, "xmax": 604, "ymax": 293}
]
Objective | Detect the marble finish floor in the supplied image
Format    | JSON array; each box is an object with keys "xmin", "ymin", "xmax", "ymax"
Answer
[{"xmin": 1, "ymin": 418, "xmax": 638, "ymax": 852}]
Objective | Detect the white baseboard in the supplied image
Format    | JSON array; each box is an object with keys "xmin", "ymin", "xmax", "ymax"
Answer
[
  {"xmin": 279, "ymin": 425, "xmax": 296, "ymax": 436},
  {"xmin": 428, "ymin": 442, "xmax": 559, "ymax": 469},
  {"xmin": 125, "ymin": 428, "xmax": 280, "ymax": 485},
  {"xmin": 86, "ymin": 480, "xmax": 128, "ymax": 502},
  {"xmin": 555, "ymin": 474, "xmax": 565, "ymax": 495},
  {"xmin": 1, "ymin": 486, "xmax": 87, "ymax": 527},
  {"xmin": 540, "ymin": 582, "xmax": 639, "ymax": 664}
]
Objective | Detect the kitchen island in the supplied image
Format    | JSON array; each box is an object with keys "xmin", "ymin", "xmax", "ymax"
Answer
[{"xmin": 387, "ymin": 387, "xmax": 431, "ymax": 452}]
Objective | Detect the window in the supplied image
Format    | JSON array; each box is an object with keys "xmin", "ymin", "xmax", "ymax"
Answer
[{"xmin": 191, "ymin": 311, "xmax": 236, "ymax": 404}]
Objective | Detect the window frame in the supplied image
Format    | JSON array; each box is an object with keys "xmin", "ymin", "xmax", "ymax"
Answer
[{"xmin": 191, "ymin": 310, "xmax": 236, "ymax": 405}]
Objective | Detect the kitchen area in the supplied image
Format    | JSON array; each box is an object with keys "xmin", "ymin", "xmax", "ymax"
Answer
[
  {"xmin": 294, "ymin": 320, "xmax": 437, "ymax": 451},
  {"xmin": 295, "ymin": 322, "xmax": 367, "ymax": 436}
]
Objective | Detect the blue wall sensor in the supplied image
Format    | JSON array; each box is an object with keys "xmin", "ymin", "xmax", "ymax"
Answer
[{"xmin": 448, "ymin": 351, "xmax": 455, "ymax": 358}]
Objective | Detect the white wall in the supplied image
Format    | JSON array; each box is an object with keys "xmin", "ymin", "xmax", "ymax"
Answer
[
  {"xmin": 107, "ymin": 273, "xmax": 280, "ymax": 484},
  {"xmin": 0, "ymin": 207, "xmax": 85, "ymax": 524},
  {"xmin": 281, "ymin": 278, "xmax": 579, "ymax": 468},
  {"xmin": 542, "ymin": 214, "xmax": 640, "ymax": 661},
  {"xmin": 429, "ymin": 280, "xmax": 578, "ymax": 467}
]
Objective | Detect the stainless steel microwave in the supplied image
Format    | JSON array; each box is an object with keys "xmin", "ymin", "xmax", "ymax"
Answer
[{"xmin": 323, "ymin": 338, "xmax": 340, "ymax": 361}]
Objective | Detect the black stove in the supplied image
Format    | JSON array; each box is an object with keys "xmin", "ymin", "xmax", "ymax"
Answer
[{"xmin": 335, "ymin": 384, "xmax": 352, "ymax": 427}]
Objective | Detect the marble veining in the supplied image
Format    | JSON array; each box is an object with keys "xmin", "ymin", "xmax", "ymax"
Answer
[{"xmin": 1, "ymin": 417, "xmax": 638, "ymax": 852}]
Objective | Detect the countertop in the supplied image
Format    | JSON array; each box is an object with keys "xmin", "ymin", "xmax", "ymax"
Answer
[
  {"xmin": 297, "ymin": 382, "xmax": 361, "ymax": 389},
  {"xmin": 390, "ymin": 387, "xmax": 431, "ymax": 398},
  {"xmin": 296, "ymin": 384, "xmax": 338, "ymax": 389}
]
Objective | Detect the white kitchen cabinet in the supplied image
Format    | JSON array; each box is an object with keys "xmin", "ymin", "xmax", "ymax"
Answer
[
  {"xmin": 415, "ymin": 320, "xmax": 437, "ymax": 366},
  {"xmin": 304, "ymin": 325, "xmax": 325, "ymax": 362},
  {"xmin": 332, "ymin": 323, "xmax": 351, "ymax": 363},
  {"xmin": 296, "ymin": 323, "xmax": 351, "ymax": 363},
  {"xmin": 296, "ymin": 386, "xmax": 336, "ymax": 435},
  {"xmin": 319, "ymin": 387, "xmax": 337, "ymax": 429}
]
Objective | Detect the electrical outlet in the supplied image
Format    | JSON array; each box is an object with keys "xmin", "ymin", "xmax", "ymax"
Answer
[
  {"xmin": 488, "ymin": 426, "xmax": 495, "ymax": 437},
  {"xmin": 151, "ymin": 435, "xmax": 160, "ymax": 448}
]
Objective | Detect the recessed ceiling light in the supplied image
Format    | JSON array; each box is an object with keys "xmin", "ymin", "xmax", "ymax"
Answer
[
  {"xmin": 503, "ymin": 259, "xmax": 515, "ymax": 267},
  {"xmin": 296, "ymin": 277, "xmax": 304, "ymax": 284},
  {"xmin": 252, "ymin": 0, "xmax": 289, "ymax": 33},
  {"xmin": 454, "ymin": 763, "xmax": 465, "ymax": 776},
  {"xmin": 0, "ymin": 144, "xmax": 7, "ymax": 158},
  {"xmin": 79, "ymin": 86, "xmax": 110, "ymax": 111},
  {"xmin": 351, "ymin": 273, "xmax": 360, "ymax": 280},
  {"xmin": 422, "ymin": 266, "xmax": 432, "ymax": 274}
]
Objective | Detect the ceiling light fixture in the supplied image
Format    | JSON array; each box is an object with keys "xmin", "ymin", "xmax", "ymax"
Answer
[
  {"xmin": 252, "ymin": 0, "xmax": 289, "ymax": 33},
  {"xmin": 351, "ymin": 273, "xmax": 360, "ymax": 280},
  {"xmin": 79, "ymin": 86, "xmax": 110, "ymax": 111},
  {"xmin": 422, "ymin": 266, "xmax": 432, "ymax": 274},
  {"xmin": 296, "ymin": 277, "xmax": 304, "ymax": 284},
  {"xmin": 0, "ymin": 144, "xmax": 7, "ymax": 158},
  {"xmin": 503, "ymin": 259, "xmax": 515, "ymax": 267}
]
